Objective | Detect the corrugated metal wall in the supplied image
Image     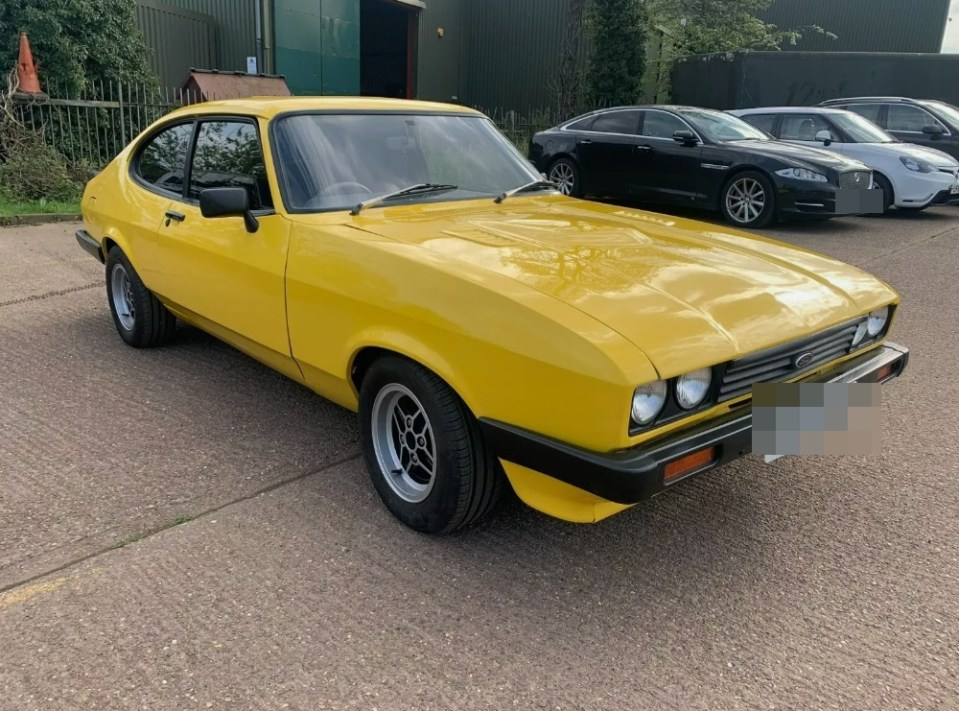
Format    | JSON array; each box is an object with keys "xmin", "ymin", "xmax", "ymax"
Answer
[
  {"xmin": 461, "ymin": 0, "xmax": 570, "ymax": 113},
  {"xmin": 760, "ymin": 0, "xmax": 950, "ymax": 52},
  {"xmin": 158, "ymin": 0, "xmax": 258, "ymax": 72},
  {"xmin": 416, "ymin": 0, "xmax": 466, "ymax": 103},
  {"xmin": 136, "ymin": 0, "xmax": 218, "ymax": 86}
]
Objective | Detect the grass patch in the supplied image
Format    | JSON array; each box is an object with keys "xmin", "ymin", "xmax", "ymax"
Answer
[
  {"xmin": 111, "ymin": 531, "xmax": 148, "ymax": 549},
  {"xmin": 0, "ymin": 196, "xmax": 81, "ymax": 216}
]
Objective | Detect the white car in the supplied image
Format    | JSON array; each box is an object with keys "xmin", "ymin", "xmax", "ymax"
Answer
[{"xmin": 731, "ymin": 106, "xmax": 959, "ymax": 212}]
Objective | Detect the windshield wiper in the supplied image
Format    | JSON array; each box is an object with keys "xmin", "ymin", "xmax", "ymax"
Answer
[
  {"xmin": 351, "ymin": 183, "xmax": 458, "ymax": 215},
  {"xmin": 494, "ymin": 179, "xmax": 558, "ymax": 204}
]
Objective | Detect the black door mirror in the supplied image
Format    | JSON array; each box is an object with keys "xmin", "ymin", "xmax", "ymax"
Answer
[
  {"xmin": 815, "ymin": 129, "xmax": 833, "ymax": 146},
  {"xmin": 199, "ymin": 187, "xmax": 259, "ymax": 233},
  {"xmin": 672, "ymin": 129, "xmax": 698, "ymax": 145},
  {"xmin": 922, "ymin": 124, "xmax": 946, "ymax": 138}
]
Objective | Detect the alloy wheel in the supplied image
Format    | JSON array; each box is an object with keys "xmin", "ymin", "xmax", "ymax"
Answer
[
  {"xmin": 725, "ymin": 177, "xmax": 766, "ymax": 224},
  {"xmin": 110, "ymin": 263, "xmax": 136, "ymax": 330},
  {"xmin": 549, "ymin": 162, "xmax": 575, "ymax": 196},
  {"xmin": 371, "ymin": 383, "xmax": 437, "ymax": 503}
]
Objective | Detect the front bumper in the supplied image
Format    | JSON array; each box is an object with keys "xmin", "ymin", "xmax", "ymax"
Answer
[
  {"xmin": 480, "ymin": 342, "xmax": 909, "ymax": 505},
  {"xmin": 774, "ymin": 177, "xmax": 884, "ymax": 217}
]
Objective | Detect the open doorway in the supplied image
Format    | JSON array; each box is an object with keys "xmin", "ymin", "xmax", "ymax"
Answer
[{"xmin": 360, "ymin": 0, "xmax": 418, "ymax": 98}]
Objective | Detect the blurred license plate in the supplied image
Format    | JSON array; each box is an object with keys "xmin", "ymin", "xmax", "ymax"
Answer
[
  {"xmin": 836, "ymin": 189, "xmax": 884, "ymax": 214},
  {"xmin": 753, "ymin": 382, "xmax": 882, "ymax": 462}
]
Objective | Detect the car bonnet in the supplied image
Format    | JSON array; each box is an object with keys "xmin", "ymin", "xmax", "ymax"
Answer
[{"xmin": 347, "ymin": 197, "xmax": 897, "ymax": 376}]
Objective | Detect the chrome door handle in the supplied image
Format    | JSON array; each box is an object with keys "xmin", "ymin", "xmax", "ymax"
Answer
[
  {"xmin": 164, "ymin": 210, "xmax": 185, "ymax": 226},
  {"xmin": 635, "ymin": 145, "xmax": 652, "ymax": 152},
  {"xmin": 578, "ymin": 139, "xmax": 593, "ymax": 145}
]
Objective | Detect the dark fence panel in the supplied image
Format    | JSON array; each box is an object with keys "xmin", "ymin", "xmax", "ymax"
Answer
[
  {"xmin": 12, "ymin": 84, "xmax": 195, "ymax": 169},
  {"xmin": 672, "ymin": 52, "xmax": 959, "ymax": 110}
]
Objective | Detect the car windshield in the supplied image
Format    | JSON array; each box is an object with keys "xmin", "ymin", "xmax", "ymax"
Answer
[
  {"xmin": 829, "ymin": 112, "xmax": 896, "ymax": 143},
  {"xmin": 675, "ymin": 108, "xmax": 771, "ymax": 142},
  {"xmin": 922, "ymin": 101, "xmax": 959, "ymax": 127},
  {"xmin": 272, "ymin": 113, "xmax": 542, "ymax": 212}
]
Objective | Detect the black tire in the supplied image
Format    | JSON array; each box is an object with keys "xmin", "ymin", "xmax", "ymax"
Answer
[
  {"xmin": 358, "ymin": 356, "xmax": 504, "ymax": 534},
  {"xmin": 720, "ymin": 170, "xmax": 777, "ymax": 228},
  {"xmin": 105, "ymin": 246, "xmax": 176, "ymax": 348},
  {"xmin": 547, "ymin": 157, "xmax": 583, "ymax": 197},
  {"xmin": 873, "ymin": 173, "xmax": 894, "ymax": 213}
]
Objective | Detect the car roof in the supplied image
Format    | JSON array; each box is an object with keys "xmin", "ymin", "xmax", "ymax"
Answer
[
  {"xmin": 820, "ymin": 97, "xmax": 918, "ymax": 105},
  {"xmin": 160, "ymin": 96, "xmax": 483, "ymax": 120},
  {"xmin": 733, "ymin": 106, "xmax": 850, "ymax": 115}
]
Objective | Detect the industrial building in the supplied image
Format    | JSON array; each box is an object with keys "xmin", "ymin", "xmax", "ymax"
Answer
[{"xmin": 134, "ymin": 0, "xmax": 952, "ymax": 112}]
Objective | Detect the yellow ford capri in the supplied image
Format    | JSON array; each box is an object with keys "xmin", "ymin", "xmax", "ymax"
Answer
[{"xmin": 76, "ymin": 97, "xmax": 908, "ymax": 533}]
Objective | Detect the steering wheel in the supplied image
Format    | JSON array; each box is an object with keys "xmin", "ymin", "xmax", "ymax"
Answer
[{"xmin": 318, "ymin": 182, "xmax": 372, "ymax": 197}]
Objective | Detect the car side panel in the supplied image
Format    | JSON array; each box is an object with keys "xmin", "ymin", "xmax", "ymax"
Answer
[
  {"xmin": 284, "ymin": 219, "xmax": 657, "ymax": 452},
  {"xmin": 81, "ymin": 159, "xmax": 171, "ymax": 271}
]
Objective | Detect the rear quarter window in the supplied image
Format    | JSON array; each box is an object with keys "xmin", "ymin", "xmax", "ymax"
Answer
[{"xmin": 135, "ymin": 122, "xmax": 194, "ymax": 195}]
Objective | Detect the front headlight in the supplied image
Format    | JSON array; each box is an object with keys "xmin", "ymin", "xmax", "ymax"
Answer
[
  {"xmin": 867, "ymin": 306, "xmax": 889, "ymax": 337},
  {"xmin": 631, "ymin": 380, "xmax": 668, "ymax": 425},
  {"xmin": 852, "ymin": 319, "xmax": 868, "ymax": 347},
  {"xmin": 775, "ymin": 167, "xmax": 828, "ymax": 182},
  {"xmin": 675, "ymin": 368, "xmax": 713, "ymax": 409},
  {"xmin": 900, "ymin": 156, "xmax": 934, "ymax": 173}
]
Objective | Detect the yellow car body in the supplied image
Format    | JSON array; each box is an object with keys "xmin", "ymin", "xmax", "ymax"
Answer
[{"xmin": 77, "ymin": 97, "xmax": 908, "ymax": 529}]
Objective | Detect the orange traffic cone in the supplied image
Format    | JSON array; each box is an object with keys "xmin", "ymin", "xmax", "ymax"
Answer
[{"xmin": 16, "ymin": 32, "xmax": 42, "ymax": 94}]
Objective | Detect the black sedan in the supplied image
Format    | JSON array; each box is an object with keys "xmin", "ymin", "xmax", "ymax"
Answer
[{"xmin": 529, "ymin": 106, "xmax": 882, "ymax": 228}]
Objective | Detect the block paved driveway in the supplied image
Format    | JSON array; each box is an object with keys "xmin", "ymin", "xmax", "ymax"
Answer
[{"xmin": 0, "ymin": 210, "xmax": 956, "ymax": 710}]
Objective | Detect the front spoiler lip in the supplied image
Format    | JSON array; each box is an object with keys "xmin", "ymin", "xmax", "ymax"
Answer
[{"xmin": 480, "ymin": 342, "xmax": 909, "ymax": 505}]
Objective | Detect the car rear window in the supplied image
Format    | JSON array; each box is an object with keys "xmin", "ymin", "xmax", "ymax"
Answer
[{"xmin": 589, "ymin": 111, "xmax": 640, "ymax": 135}]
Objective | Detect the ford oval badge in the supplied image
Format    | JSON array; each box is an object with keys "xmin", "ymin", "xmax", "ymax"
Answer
[{"xmin": 793, "ymin": 351, "xmax": 815, "ymax": 369}]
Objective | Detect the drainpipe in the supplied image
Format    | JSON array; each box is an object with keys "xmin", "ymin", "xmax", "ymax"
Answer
[{"xmin": 259, "ymin": 0, "xmax": 275, "ymax": 74}]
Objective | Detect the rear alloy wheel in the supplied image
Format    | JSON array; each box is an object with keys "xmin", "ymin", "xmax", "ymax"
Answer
[
  {"xmin": 105, "ymin": 247, "xmax": 176, "ymax": 347},
  {"xmin": 359, "ymin": 356, "xmax": 503, "ymax": 534},
  {"xmin": 721, "ymin": 171, "xmax": 776, "ymax": 228},
  {"xmin": 548, "ymin": 158, "xmax": 582, "ymax": 197}
]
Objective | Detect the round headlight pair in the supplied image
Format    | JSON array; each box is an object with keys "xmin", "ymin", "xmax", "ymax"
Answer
[
  {"xmin": 852, "ymin": 306, "xmax": 889, "ymax": 347},
  {"xmin": 631, "ymin": 368, "xmax": 714, "ymax": 425}
]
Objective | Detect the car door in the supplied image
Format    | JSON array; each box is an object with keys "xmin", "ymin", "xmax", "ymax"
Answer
[
  {"xmin": 574, "ymin": 109, "xmax": 640, "ymax": 195},
  {"xmin": 883, "ymin": 103, "xmax": 950, "ymax": 151},
  {"xmin": 632, "ymin": 109, "xmax": 705, "ymax": 203},
  {"xmin": 125, "ymin": 121, "xmax": 192, "ymax": 278},
  {"xmin": 149, "ymin": 116, "xmax": 295, "ymax": 373}
]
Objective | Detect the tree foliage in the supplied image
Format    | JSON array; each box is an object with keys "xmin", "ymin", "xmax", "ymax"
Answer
[
  {"xmin": 645, "ymin": 0, "xmax": 835, "ymax": 56},
  {"xmin": 0, "ymin": 0, "xmax": 157, "ymax": 96},
  {"xmin": 586, "ymin": 0, "xmax": 648, "ymax": 107}
]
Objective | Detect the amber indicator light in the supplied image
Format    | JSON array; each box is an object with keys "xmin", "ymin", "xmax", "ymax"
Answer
[
  {"xmin": 875, "ymin": 363, "xmax": 894, "ymax": 382},
  {"xmin": 664, "ymin": 446, "xmax": 718, "ymax": 482}
]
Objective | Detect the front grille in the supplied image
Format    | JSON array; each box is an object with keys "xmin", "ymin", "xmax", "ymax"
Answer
[
  {"xmin": 718, "ymin": 320, "xmax": 860, "ymax": 401},
  {"xmin": 838, "ymin": 171, "xmax": 870, "ymax": 189},
  {"xmin": 938, "ymin": 167, "xmax": 958, "ymax": 178}
]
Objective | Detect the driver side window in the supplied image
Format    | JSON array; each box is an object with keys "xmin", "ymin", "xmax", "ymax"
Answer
[
  {"xmin": 188, "ymin": 120, "xmax": 273, "ymax": 210},
  {"xmin": 780, "ymin": 114, "xmax": 837, "ymax": 142}
]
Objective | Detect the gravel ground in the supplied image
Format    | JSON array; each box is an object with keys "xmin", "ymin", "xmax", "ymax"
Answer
[{"xmin": 0, "ymin": 210, "xmax": 956, "ymax": 710}]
